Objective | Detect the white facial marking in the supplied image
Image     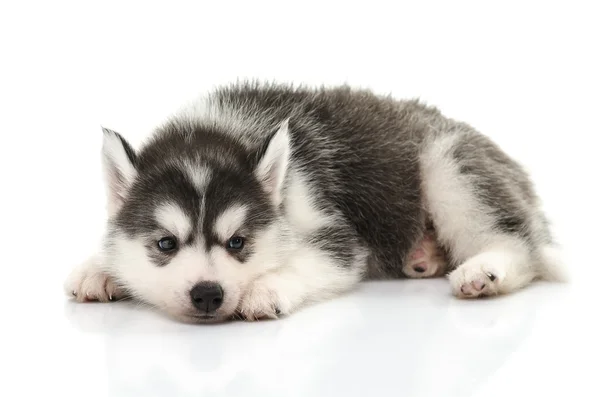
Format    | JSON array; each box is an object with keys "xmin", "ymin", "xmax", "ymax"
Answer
[
  {"xmin": 186, "ymin": 165, "xmax": 212, "ymax": 193},
  {"xmin": 215, "ymin": 205, "xmax": 248, "ymax": 241},
  {"xmin": 155, "ymin": 203, "xmax": 192, "ymax": 240},
  {"xmin": 111, "ymin": 234, "xmax": 211, "ymax": 312}
]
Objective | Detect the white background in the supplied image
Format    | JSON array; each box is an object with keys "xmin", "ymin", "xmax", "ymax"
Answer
[{"xmin": 0, "ymin": 1, "xmax": 598, "ymax": 396}]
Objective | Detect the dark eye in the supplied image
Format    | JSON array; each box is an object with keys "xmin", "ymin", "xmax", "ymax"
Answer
[
  {"xmin": 227, "ymin": 236, "xmax": 244, "ymax": 251},
  {"xmin": 157, "ymin": 237, "xmax": 178, "ymax": 252}
]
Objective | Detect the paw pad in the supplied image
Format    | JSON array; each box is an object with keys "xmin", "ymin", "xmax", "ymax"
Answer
[{"xmin": 452, "ymin": 269, "xmax": 500, "ymax": 298}]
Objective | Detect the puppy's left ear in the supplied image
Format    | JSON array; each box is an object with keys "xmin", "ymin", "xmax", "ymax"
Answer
[
  {"xmin": 255, "ymin": 119, "xmax": 290, "ymax": 206},
  {"xmin": 101, "ymin": 127, "xmax": 138, "ymax": 217}
]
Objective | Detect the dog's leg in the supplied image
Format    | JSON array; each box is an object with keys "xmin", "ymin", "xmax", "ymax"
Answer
[
  {"xmin": 64, "ymin": 254, "xmax": 126, "ymax": 302},
  {"xmin": 237, "ymin": 244, "xmax": 366, "ymax": 320},
  {"xmin": 447, "ymin": 238, "xmax": 536, "ymax": 298},
  {"xmin": 421, "ymin": 132, "xmax": 555, "ymax": 298}
]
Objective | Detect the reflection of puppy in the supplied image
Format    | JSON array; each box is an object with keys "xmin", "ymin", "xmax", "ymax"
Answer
[{"xmin": 64, "ymin": 82, "xmax": 566, "ymax": 323}]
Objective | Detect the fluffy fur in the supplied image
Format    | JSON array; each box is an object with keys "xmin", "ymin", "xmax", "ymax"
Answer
[{"xmin": 64, "ymin": 81, "xmax": 566, "ymax": 323}]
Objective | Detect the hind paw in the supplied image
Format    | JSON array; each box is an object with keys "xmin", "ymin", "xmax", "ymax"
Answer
[
  {"xmin": 403, "ymin": 232, "xmax": 447, "ymax": 278},
  {"xmin": 454, "ymin": 272, "xmax": 498, "ymax": 297},
  {"xmin": 449, "ymin": 253, "xmax": 505, "ymax": 298}
]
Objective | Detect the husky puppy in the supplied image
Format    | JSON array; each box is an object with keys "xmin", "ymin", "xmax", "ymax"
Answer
[{"xmin": 64, "ymin": 82, "xmax": 565, "ymax": 322}]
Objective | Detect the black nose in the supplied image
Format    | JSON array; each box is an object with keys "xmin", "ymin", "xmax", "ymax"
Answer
[{"xmin": 190, "ymin": 282, "xmax": 224, "ymax": 312}]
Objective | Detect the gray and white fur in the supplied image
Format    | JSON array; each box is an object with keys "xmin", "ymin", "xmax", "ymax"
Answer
[{"xmin": 65, "ymin": 81, "xmax": 566, "ymax": 323}]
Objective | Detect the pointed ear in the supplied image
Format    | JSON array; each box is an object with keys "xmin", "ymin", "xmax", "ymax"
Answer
[
  {"xmin": 255, "ymin": 119, "xmax": 291, "ymax": 206},
  {"xmin": 101, "ymin": 127, "xmax": 138, "ymax": 217}
]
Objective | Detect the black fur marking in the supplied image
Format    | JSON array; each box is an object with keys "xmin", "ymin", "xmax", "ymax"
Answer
[
  {"xmin": 452, "ymin": 135, "xmax": 534, "ymax": 242},
  {"xmin": 494, "ymin": 213, "xmax": 527, "ymax": 234},
  {"xmin": 203, "ymin": 168, "xmax": 276, "ymax": 263},
  {"xmin": 137, "ymin": 123, "xmax": 252, "ymax": 173},
  {"xmin": 145, "ymin": 236, "xmax": 179, "ymax": 267},
  {"xmin": 114, "ymin": 164, "xmax": 204, "ymax": 267},
  {"xmin": 216, "ymin": 83, "xmax": 428, "ymax": 278},
  {"xmin": 306, "ymin": 226, "xmax": 360, "ymax": 267},
  {"xmin": 116, "ymin": 165, "xmax": 201, "ymax": 240},
  {"xmin": 112, "ymin": 118, "xmax": 281, "ymax": 267}
]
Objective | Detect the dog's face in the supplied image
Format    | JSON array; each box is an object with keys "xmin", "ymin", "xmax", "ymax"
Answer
[{"xmin": 100, "ymin": 121, "xmax": 291, "ymax": 322}]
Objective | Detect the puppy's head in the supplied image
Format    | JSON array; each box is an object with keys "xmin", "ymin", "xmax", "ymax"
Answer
[{"xmin": 100, "ymin": 120, "xmax": 291, "ymax": 323}]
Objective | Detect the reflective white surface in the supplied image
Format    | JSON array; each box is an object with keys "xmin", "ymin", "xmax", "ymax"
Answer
[
  {"xmin": 1, "ymin": 1, "xmax": 599, "ymax": 395},
  {"xmin": 4, "ymin": 271, "xmax": 598, "ymax": 397}
]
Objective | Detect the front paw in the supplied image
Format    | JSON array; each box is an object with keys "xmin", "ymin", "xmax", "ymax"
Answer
[
  {"xmin": 237, "ymin": 277, "xmax": 289, "ymax": 321},
  {"xmin": 64, "ymin": 256, "xmax": 125, "ymax": 303}
]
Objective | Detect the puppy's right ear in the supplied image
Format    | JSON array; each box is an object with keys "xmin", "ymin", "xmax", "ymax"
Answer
[{"xmin": 101, "ymin": 127, "xmax": 138, "ymax": 217}]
